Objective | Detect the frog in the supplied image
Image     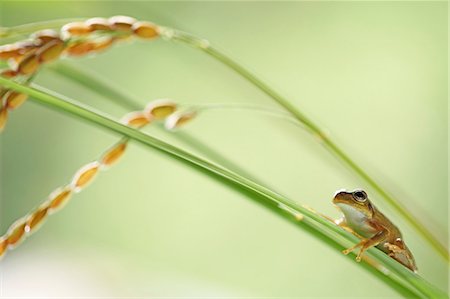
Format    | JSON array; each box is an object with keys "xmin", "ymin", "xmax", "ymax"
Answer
[{"xmin": 333, "ymin": 189, "xmax": 417, "ymax": 272}]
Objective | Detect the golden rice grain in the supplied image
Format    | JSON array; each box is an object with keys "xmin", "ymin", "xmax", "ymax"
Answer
[
  {"xmin": 6, "ymin": 219, "xmax": 27, "ymax": 246},
  {"xmin": 72, "ymin": 162, "xmax": 100, "ymax": 190},
  {"xmin": 0, "ymin": 106, "xmax": 8, "ymax": 132},
  {"xmin": 109, "ymin": 16, "xmax": 136, "ymax": 31},
  {"xmin": 0, "ymin": 69, "xmax": 19, "ymax": 78},
  {"xmin": 32, "ymin": 29, "xmax": 61, "ymax": 45},
  {"xmin": 48, "ymin": 186, "xmax": 73, "ymax": 212},
  {"xmin": 61, "ymin": 22, "xmax": 92, "ymax": 36},
  {"xmin": 26, "ymin": 204, "xmax": 50, "ymax": 233},
  {"xmin": 120, "ymin": 111, "xmax": 150, "ymax": 127},
  {"xmin": 92, "ymin": 37, "xmax": 115, "ymax": 52},
  {"xmin": 132, "ymin": 21, "xmax": 158, "ymax": 39},
  {"xmin": 37, "ymin": 39, "xmax": 65, "ymax": 63},
  {"xmin": 101, "ymin": 142, "xmax": 127, "ymax": 166},
  {"xmin": 17, "ymin": 53, "xmax": 39, "ymax": 75},
  {"xmin": 85, "ymin": 17, "xmax": 112, "ymax": 31},
  {"xmin": 5, "ymin": 91, "xmax": 28, "ymax": 110},
  {"xmin": 165, "ymin": 110, "xmax": 197, "ymax": 130},
  {"xmin": 0, "ymin": 237, "xmax": 7, "ymax": 257},
  {"xmin": 65, "ymin": 41, "xmax": 95, "ymax": 56},
  {"xmin": 144, "ymin": 99, "xmax": 177, "ymax": 120},
  {"xmin": 0, "ymin": 44, "xmax": 22, "ymax": 60}
]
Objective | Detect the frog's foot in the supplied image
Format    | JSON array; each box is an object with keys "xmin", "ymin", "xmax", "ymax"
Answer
[
  {"xmin": 342, "ymin": 240, "xmax": 367, "ymax": 261},
  {"xmin": 343, "ymin": 231, "xmax": 388, "ymax": 263}
]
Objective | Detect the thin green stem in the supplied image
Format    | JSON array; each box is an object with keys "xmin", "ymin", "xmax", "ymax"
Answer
[
  {"xmin": 0, "ymin": 18, "xmax": 81, "ymax": 39},
  {"xmin": 0, "ymin": 77, "xmax": 446, "ymax": 298},
  {"xmin": 163, "ymin": 28, "xmax": 449, "ymax": 262},
  {"xmin": 48, "ymin": 63, "xmax": 143, "ymax": 110},
  {"xmin": 188, "ymin": 102, "xmax": 302, "ymax": 126}
]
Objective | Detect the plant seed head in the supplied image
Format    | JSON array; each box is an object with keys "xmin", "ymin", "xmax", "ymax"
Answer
[
  {"xmin": 132, "ymin": 21, "xmax": 159, "ymax": 39},
  {"xmin": 0, "ymin": 106, "xmax": 8, "ymax": 132},
  {"xmin": 144, "ymin": 99, "xmax": 177, "ymax": 120},
  {"xmin": 92, "ymin": 36, "xmax": 115, "ymax": 53},
  {"xmin": 85, "ymin": 17, "xmax": 112, "ymax": 31},
  {"xmin": 5, "ymin": 91, "xmax": 28, "ymax": 110},
  {"xmin": 0, "ymin": 69, "xmax": 19, "ymax": 78},
  {"xmin": 71, "ymin": 161, "xmax": 100, "ymax": 191},
  {"xmin": 17, "ymin": 53, "xmax": 40, "ymax": 75},
  {"xmin": 6, "ymin": 218, "xmax": 27, "ymax": 247},
  {"xmin": 61, "ymin": 22, "xmax": 93, "ymax": 37},
  {"xmin": 15, "ymin": 40, "xmax": 40, "ymax": 57},
  {"xmin": 120, "ymin": 111, "xmax": 151, "ymax": 128},
  {"xmin": 32, "ymin": 29, "xmax": 61, "ymax": 45},
  {"xmin": 109, "ymin": 16, "xmax": 137, "ymax": 31},
  {"xmin": 37, "ymin": 39, "xmax": 65, "ymax": 63},
  {"xmin": 48, "ymin": 186, "xmax": 73, "ymax": 212},
  {"xmin": 0, "ymin": 237, "xmax": 7, "ymax": 258},
  {"xmin": 164, "ymin": 110, "xmax": 197, "ymax": 130},
  {"xmin": 0, "ymin": 44, "xmax": 22, "ymax": 60},
  {"xmin": 101, "ymin": 142, "xmax": 128, "ymax": 167},
  {"xmin": 26, "ymin": 204, "xmax": 50, "ymax": 234},
  {"xmin": 65, "ymin": 41, "xmax": 95, "ymax": 56}
]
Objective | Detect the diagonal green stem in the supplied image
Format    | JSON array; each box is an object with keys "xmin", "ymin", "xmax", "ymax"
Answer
[
  {"xmin": 48, "ymin": 63, "xmax": 143, "ymax": 111},
  {"xmin": 0, "ymin": 76, "xmax": 447, "ymax": 298},
  {"xmin": 162, "ymin": 28, "xmax": 449, "ymax": 262}
]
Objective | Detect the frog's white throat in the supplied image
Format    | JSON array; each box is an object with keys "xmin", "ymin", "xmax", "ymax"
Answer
[
  {"xmin": 336, "ymin": 202, "xmax": 377, "ymax": 237},
  {"xmin": 336, "ymin": 203, "xmax": 368, "ymax": 225}
]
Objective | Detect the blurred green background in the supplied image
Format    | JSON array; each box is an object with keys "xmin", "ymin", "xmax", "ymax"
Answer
[{"xmin": 0, "ymin": 1, "xmax": 447, "ymax": 297}]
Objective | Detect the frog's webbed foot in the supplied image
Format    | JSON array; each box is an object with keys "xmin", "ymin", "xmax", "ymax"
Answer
[
  {"xmin": 342, "ymin": 239, "xmax": 368, "ymax": 261},
  {"xmin": 342, "ymin": 230, "xmax": 388, "ymax": 262}
]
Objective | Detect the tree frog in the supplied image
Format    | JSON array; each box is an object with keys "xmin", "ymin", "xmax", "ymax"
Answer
[{"xmin": 333, "ymin": 189, "xmax": 417, "ymax": 272}]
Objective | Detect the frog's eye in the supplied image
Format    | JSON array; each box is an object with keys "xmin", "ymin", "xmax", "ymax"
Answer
[{"xmin": 352, "ymin": 190, "xmax": 367, "ymax": 202}]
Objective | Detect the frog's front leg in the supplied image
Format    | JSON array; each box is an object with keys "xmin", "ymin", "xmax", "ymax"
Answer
[{"xmin": 343, "ymin": 230, "xmax": 388, "ymax": 262}]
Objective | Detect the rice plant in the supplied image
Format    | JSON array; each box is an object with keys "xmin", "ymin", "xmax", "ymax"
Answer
[{"xmin": 0, "ymin": 5, "xmax": 447, "ymax": 298}]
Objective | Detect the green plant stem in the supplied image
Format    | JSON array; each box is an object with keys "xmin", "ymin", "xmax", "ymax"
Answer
[
  {"xmin": 48, "ymin": 63, "xmax": 143, "ymax": 111},
  {"xmin": 0, "ymin": 18, "xmax": 81, "ymax": 39},
  {"xmin": 163, "ymin": 28, "xmax": 449, "ymax": 262},
  {"xmin": 0, "ymin": 77, "xmax": 446, "ymax": 298}
]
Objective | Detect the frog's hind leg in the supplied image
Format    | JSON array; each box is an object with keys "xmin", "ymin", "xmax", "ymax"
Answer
[
  {"xmin": 384, "ymin": 239, "xmax": 418, "ymax": 272},
  {"xmin": 343, "ymin": 230, "xmax": 388, "ymax": 262}
]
